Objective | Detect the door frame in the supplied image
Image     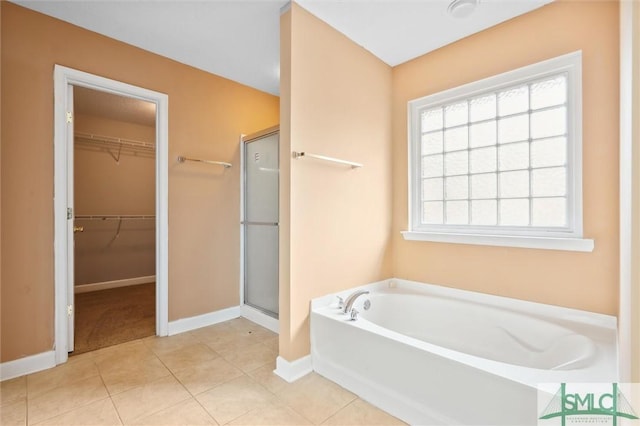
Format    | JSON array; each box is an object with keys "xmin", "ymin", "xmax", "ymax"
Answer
[{"xmin": 53, "ymin": 65, "xmax": 169, "ymax": 364}]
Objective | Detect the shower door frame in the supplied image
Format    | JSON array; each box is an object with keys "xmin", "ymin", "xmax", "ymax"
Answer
[{"xmin": 239, "ymin": 126, "xmax": 280, "ymax": 333}]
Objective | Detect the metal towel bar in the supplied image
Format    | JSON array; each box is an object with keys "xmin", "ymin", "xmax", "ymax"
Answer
[
  {"xmin": 292, "ymin": 151, "xmax": 362, "ymax": 169},
  {"xmin": 177, "ymin": 155, "xmax": 232, "ymax": 168}
]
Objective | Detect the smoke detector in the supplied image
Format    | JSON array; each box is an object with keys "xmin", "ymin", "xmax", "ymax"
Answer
[{"xmin": 448, "ymin": 0, "xmax": 479, "ymax": 18}]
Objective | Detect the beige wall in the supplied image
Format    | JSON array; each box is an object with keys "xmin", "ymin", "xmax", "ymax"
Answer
[
  {"xmin": 0, "ymin": 2, "xmax": 279, "ymax": 362},
  {"xmin": 74, "ymin": 114, "xmax": 155, "ymax": 285},
  {"xmin": 279, "ymin": 4, "xmax": 393, "ymax": 360},
  {"xmin": 391, "ymin": 1, "xmax": 620, "ymax": 316}
]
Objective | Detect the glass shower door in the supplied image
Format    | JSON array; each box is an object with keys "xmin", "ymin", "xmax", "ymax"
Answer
[{"xmin": 244, "ymin": 131, "xmax": 279, "ymax": 317}]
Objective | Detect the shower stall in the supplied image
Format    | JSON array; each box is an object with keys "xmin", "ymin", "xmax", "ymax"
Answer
[{"xmin": 242, "ymin": 127, "xmax": 279, "ymax": 319}]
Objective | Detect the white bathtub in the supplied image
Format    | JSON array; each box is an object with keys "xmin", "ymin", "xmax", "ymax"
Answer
[{"xmin": 310, "ymin": 279, "xmax": 618, "ymax": 425}]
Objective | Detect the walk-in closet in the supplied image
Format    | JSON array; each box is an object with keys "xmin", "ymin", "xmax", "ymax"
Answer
[{"xmin": 72, "ymin": 87, "xmax": 157, "ymax": 355}]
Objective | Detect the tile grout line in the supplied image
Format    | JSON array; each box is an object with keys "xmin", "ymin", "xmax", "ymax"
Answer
[
  {"xmin": 191, "ymin": 392, "xmax": 221, "ymax": 425},
  {"xmin": 24, "ymin": 374, "xmax": 30, "ymax": 426},
  {"xmin": 215, "ymin": 372, "xmax": 290, "ymax": 426},
  {"xmin": 28, "ymin": 393, "xmax": 112, "ymax": 425},
  {"xmin": 140, "ymin": 330, "xmax": 228, "ymax": 423},
  {"xmin": 95, "ymin": 366, "xmax": 125, "ymax": 426},
  {"xmin": 248, "ymin": 343, "xmax": 317, "ymax": 423},
  {"xmin": 172, "ymin": 322, "xmax": 280, "ymax": 424},
  {"xmin": 27, "ymin": 355, "xmax": 109, "ymax": 425},
  {"xmin": 117, "ymin": 342, "xmax": 195, "ymax": 424},
  {"xmin": 320, "ymin": 397, "xmax": 359, "ymax": 425},
  {"xmin": 274, "ymin": 398, "xmax": 317, "ymax": 425},
  {"xmin": 158, "ymin": 323, "xmax": 266, "ymax": 425},
  {"xmin": 97, "ymin": 338, "xmax": 164, "ymax": 398},
  {"xmin": 260, "ymin": 375, "xmax": 320, "ymax": 425},
  {"xmin": 147, "ymin": 333, "xmax": 269, "ymax": 421}
]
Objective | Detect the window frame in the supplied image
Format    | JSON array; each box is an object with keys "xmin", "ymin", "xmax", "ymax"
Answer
[{"xmin": 404, "ymin": 51, "xmax": 594, "ymax": 252}]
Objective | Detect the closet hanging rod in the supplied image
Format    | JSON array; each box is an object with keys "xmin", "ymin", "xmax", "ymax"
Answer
[
  {"xmin": 74, "ymin": 215, "xmax": 155, "ymax": 220},
  {"xmin": 292, "ymin": 151, "xmax": 363, "ymax": 169},
  {"xmin": 177, "ymin": 156, "xmax": 232, "ymax": 168}
]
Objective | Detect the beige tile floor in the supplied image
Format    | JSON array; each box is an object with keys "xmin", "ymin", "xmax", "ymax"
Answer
[{"xmin": 0, "ymin": 318, "xmax": 405, "ymax": 426}]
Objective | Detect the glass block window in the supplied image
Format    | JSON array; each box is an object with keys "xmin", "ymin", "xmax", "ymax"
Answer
[{"xmin": 408, "ymin": 52, "xmax": 583, "ymax": 239}]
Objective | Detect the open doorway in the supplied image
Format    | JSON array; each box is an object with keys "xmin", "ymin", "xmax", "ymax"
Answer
[
  {"xmin": 72, "ymin": 87, "xmax": 157, "ymax": 355},
  {"xmin": 54, "ymin": 65, "xmax": 169, "ymax": 365}
]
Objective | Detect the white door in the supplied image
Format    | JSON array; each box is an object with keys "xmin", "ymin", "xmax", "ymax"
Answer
[{"xmin": 66, "ymin": 84, "xmax": 75, "ymax": 352}]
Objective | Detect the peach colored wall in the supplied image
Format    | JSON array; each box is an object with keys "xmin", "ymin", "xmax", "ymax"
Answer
[
  {"xmin": 279, "ymin": 4, "xmax": 393, "ymax": 360},
  {"xmin": 391, "ymin": 1, "xmax": 620, "ymax": 316},
  {"xmin": 74, "ymin": 114, "xmax": 155, "ymax": 285},
  {"xmin": 0, "ymin": 3, "xmax": 278, "ymax": 362}
]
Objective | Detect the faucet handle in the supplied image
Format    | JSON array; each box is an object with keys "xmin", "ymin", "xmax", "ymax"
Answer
[
  {"xmin": 336, "ymin": 296, "xmax": 344, "ymax": 310},
  {"xmin": 349, "ymin": 308, "xmax": 359, "ymax": 321}
]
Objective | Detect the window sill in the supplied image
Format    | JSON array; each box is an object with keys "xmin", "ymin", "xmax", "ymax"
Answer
[{"xmin": 401, "ymin": 231, "xmax": 594, "ymax": 252}]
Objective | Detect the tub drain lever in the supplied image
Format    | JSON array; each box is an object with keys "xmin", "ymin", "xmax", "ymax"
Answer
[{"xmin": 349, "ymin": 309, "xmax": 359, "ymax": 321}]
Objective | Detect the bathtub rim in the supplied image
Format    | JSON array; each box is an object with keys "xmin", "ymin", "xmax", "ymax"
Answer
[{"xmin": 311, "ymin": 278, "xmax": 617, "ymax": 331}]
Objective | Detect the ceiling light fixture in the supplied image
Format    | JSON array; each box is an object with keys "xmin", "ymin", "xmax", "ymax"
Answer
[{"xmin": 448, "ymin": 0, "xmax": 478, "ymax": 19}]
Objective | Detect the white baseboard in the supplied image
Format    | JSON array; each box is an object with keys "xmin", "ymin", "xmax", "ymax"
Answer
[
  {"xmin": 74, "ymin": 275, "xmax": 156, "ymax": 293},
  {"xmin": 241, "ymin": 305, "xmax": 279, "ymax": 334},
  {"xmin": 274, "ymin": 355, "xmax": 312, "ymax": 383},
  {"xmin": 167, "ymin": 306, "xmax": 241, "ymax": 336},
  {"xmin": 0, "ymin": 351, "xmax": 56, "ymax": 381}
]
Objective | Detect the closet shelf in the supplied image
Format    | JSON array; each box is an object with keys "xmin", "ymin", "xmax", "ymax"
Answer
[{"xmin": 75, "ymin": 132, "xmax": 155, "ymax": 161}]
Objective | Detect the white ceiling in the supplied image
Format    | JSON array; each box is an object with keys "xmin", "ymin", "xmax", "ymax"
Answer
[
  {"xmin": 297, "ymin": 0, "xmax": 553, "ymax": 68},
  {"xmin": 13, "ymin": 0, "xmax": 552, "ymax": 96}
]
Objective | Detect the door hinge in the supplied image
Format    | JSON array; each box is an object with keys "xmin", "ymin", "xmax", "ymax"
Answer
[
  {"xmin": 67, "ymin": 304, "xmax": 73, "ymax": 316},
  {"xmin": 66, "ymin": 111, "xmax": 73, "ymax": 124},
  {"xmin": 67, "ymin": 207, "xmax": 73, "ymax": 220}
]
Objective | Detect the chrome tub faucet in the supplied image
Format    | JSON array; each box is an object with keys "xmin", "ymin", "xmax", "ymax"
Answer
[{"xmin": 342, "ymin": 290, "xmax": 370, "ymax": 314}]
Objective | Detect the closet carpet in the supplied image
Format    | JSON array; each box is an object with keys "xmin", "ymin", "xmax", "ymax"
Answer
[{"xmin": 72, "ymin": 283, "xmax": 156, "ymax": 356}]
